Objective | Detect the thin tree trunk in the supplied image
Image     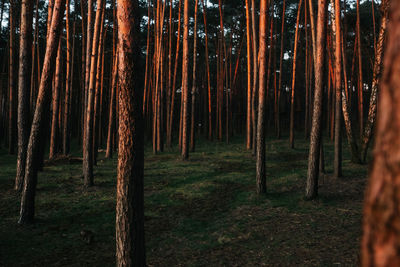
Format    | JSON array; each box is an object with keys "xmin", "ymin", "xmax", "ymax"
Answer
[
  {"xmin": 190, "ymin": 0, "xmax": 199, "ymax": 152},
  {"xmin": 360, "ymin": 0, "xmax": 389, "ymax": 162},
  {"xmin": 289, "ymin": 0, "xmax": 303, "ymax": 149},
  {"xmin": 63, "ymin": 0, "xmax": 71, "ymax": 155},
  {"xmin": 361, "ymin": 2, "xmax": 400, "ymax": 263},
  {"xmin": 167, "ymin": 0, "xmax": 182, "ymax": 147},
  {"xmin": 8, "ymin": 0, "xmax": 15, "ymax": 155},
  {"xmin": 18, "ymin": 0, "xmax": 66, "ymax": 224},
  {"xmin": 356, "ymin": 0, "xmax": 363, "ymax": 135},
  {"xmin": 277, "ymin": 0, "xmax": 286, "ymax": 139},
  {"xmin": 251, "ymin": 0, "xmax": 257, "ymax": 156},
  {"xmin": 333, "ymin": 0, "xmax": 342, "ymax": 178},
  {"xmin": 93, "ymin": 2, "xmax": 106, "ymax": 165},
  {"xmin": 49, "ymin": 40, "xmax": 62, "ymax": 159},
  {"xmin": 201, "ymin": 0, "xmax": 212, "ymax": 140},
  {"xmin": 181, "ymin": 0, "xmax": 189, "ymax": 160},
  {"xmin": 15, "ymin": 0, "xmax": 33, "ymax": 191},
  {"xmin": 245, "ymin": 0, "xmax": 252, "ymax": 149},
  {"xmin": 115, "ymin": 0, "xmax": 146, "ymax": 265},
  {"xmin": 106, "ymin": 48, "xmax": 118, "ymax": 159},
  {"xmin": 83, "ymin": 0, "xmax": 104, "ymax": 187},
  {"xmin": 305, "ymin": 0, "xmax": 328, "ymax": 200}
]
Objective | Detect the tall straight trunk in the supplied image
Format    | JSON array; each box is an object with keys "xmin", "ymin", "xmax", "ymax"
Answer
[
  {"xmin": 167, "ymin": 0, "xmax": 182, "ymax": 147},
  {"xmin": 115, "ymin": 0, "xmax": 146, "ymax": 265},
  {"xmin": 181, "ymin": 0, "xmax": 189, "ymax": 160},
  {"xmin": 277, "ymin": 0, "xmax": 286, "ymax": 139},
  {"xmin": 83, "ymin": 0, "xmax": 104, "ymax": 187},
  {"xmin": 333, "ymin": 0, "xmax": 342, "ymax": 178},
  {"xmin": 63, "ymin": 0, "xmax": 71, "ymax": 155},
  {"xmin": 18, "ymin": 0, "xmax": 66, "ymax": 224},
  {"xmin": 245, "ymin": 0, "xmax": 252, "ymax": 149},
  {"xmin": 49, "ymin": 40, "xmax": 62, "ymax": 159},
  {"xmin": 201, "ymin": 0, "xmax": 212, "ymax": 140},
  {"xmin": 93, "ymin": 2, "xmax": 106, "ymax": 165},
  {"xmin": 340, "ymin": 25, "xmax": 361, "ymax": 164},
  {"xmin": 361, "ymin": 0, "xmax": 389, "ymax": 162},
  {"xmin": 308, "ymin": 0, "xmax": 317, "ymax": 67},
  {"xmin": 106, "ymin": 48, "xmax": 118, "ymax": 159},
  {"xmin": 256, "ymin": 0, "xmax": 267, "ymax": 195},
  {"xmin": 356, "ymin": 0, "xmax": 363, "ymax": 135},
  {"xmin": 289, "ymin": 0, "xmax": 303, "ymax": 149},
  {"xmin": 305, "ymin": 0, "xmax": 328, "ymax": 200},
  {"xmin": 251, "ymin": 0, "xmax": 258, "ymax": 156},
  {"xmin": 80, "ymin": 0, "xmax": 86, "ymax": 146},
  {"xmin": 98, "ymin": 23, "xmax": 105, "ymax": 147},
  {"xmin": 8, "ymin": 0, "xmax": 15, "ymax": 154},
  {"xmin": 190, "ymin": 0, "xmax": 199, "ymax": 152},
  {"xmin": 361, "ymin": 2, "xmax": 400, "ymax": 263},
  {"xmin": 143, "ymin": 1, "xmax": 151, "ymax": 116},
  {"xmin": 30, "ymin": 0, "xmax": 39, "ymax": 115},
  {"xmin": 165, "ymin": 0, "xmax": 173, "ymax": 143},
  {"xmin": 15, "ymin": 0, "xmax": 33, "ymax": 191},
  {"xmin": 83, "ymin": 0, "xmax": 94, "ymax": 147}
]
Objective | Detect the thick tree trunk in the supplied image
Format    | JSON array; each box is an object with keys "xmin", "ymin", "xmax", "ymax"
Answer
[
  {"xmin": 305, "ymin": 0, "xmax": 328, "ymax": 200},
  {"xmin": 83, "ymin": 0, "xmax": 104, "ymax": 187},
  {"xmin": 256, "ymin": 0, "xmax": 267, "ymax": 194},
  {"xmin": 361, "ymin": 2, "xmax": 400, "ymax": 264},
  {"xmin": 15, "ymin": 0, "xmax": 33, "ymax": 191},
  {"xmin": 18, "ymin": 0, "xmax": 65, "ymax": 224},
  {"xmin": 115, "ymin": 0, "xmax": 146, "ymax": 265},
  {"xmin": 360, "ymin": 0, "xmax": 389, "ymax": 162},
  {"xmin": 181, "ymin": 0, "xmax": 189, "ymax": 160}
]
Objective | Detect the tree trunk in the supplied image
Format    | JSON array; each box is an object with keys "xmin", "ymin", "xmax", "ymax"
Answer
[
  {"xmin": 18, "ymin": 0, "xmax": 66, "ymax": 224},
  {"xmin": 63, "ymin": 0, "xmax": 71, "ymax": 155},
  {"xmin": 15, "ymin": 0, "xmax": 33, "ymax": 191},
  {"xmin": 361, "ymin": 2, "xmax": 400, "ymax": 263},
  {"xmin": 115, "ymin": 0, "xmax": 146, "ymax": 265},
  {"xmin": 256, "ymin": 0, "xmax": 267, "ymax": 194},
  {"xmin": 245, "ymin": 0, "xmax": 252, "ymax": 149},
  {"xmin": 356, "ymin": 0, "xmax": 363, "ymax": 135},
  {"xmin": 49, "ymin": 40, "xmax": 62, "ymax": 159},
  {"xmin": 289, "ymin": 0, "xmax": 303, "ymax": 149},
  {"xmin": 305, "ymin": 0, "xmax": 328, "ymax": 200},
  {"xmin": 251, "ymin": 0, "xmax": 257, "ymax": 156},
  {"xmin": 190, "ymin": 0, "xmax": 199, "ymax": 152},
  {"xmin": 106, "ymin": 48, "xmax": 118, "ymax": 159},
  {"xmin": 167, "ymin": 0, "xmax": 182, "ymax": 147},
  {"xmin": 181, "ymin": 0, "xmax": 189, "ymax": 160},
  {"xmin": 8, "ymin": 0, "xmax": 15, "ymax": 155},
  {"xmin": 333, "ymin": 0, "xmax": 342, "ymax": 178},
  {"xmin": 83, "ymin": 0, "xmax": 104, "ymax": 187},
  {"xmin": 277, "ymin": 0, "xmax": 286, "ymax": 139},
  {"xmin": 360, "ymin": 0, "xmax": 389, "ymax": 162}
]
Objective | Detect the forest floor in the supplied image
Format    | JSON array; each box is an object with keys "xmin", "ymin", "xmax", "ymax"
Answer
[{"xmin": 0, "ymin": 135, "xmax": 368, "ymax": 266}]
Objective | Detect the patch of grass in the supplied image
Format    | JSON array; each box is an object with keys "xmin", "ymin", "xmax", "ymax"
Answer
[{"xmin": 0, "ymin": 134, "xmax": 367, "ymax": 266}]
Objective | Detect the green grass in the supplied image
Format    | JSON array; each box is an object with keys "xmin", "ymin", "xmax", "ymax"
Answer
[{"xmin": 0, "ymin": 134, "xmax": 368, "ymax": 266}]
